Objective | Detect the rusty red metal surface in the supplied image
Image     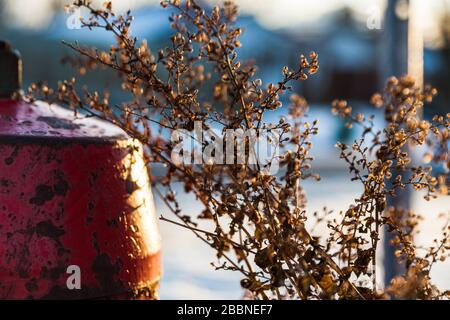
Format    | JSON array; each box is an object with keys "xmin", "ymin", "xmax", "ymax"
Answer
[
  {"xmin": 0, "ymin": 100, "xmax": 128, "ymax": 140},
  {"xmin": 0, "ymin": 99, "xmax": 161, "ymax": 299}
]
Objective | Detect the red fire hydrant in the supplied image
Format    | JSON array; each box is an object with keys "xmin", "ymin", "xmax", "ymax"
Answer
[{"xmin": 0, "ymin": 41, "xmax": 161, "ymax": 299}]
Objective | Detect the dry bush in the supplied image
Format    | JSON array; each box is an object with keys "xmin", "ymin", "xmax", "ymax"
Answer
[{"xmin": 29, "ymin": 0, "xmax": 450, "ymax": 299}]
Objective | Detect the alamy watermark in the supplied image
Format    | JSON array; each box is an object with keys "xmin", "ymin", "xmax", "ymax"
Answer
[
  {"xmin": 171, "ymin": 121, "xmax": 282, "ymax": 175},
  {"xmin": 366, "ymin": 5, "xmax": 382, "ymax": 30},
  {"xmin": 65, "ymin": 6, "xmax": 87, "ymax": 30},
  {"xmin": 66, "ymin": 265, "xmax": 81, "ymax": 290}
]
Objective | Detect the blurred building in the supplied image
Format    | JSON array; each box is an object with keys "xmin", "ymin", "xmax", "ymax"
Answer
[{"xmin": 0, "ymin": 2, "xmax": 449, "ymax": 111}]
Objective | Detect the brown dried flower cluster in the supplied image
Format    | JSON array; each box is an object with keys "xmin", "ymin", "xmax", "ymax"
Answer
[{"xmin": 29, "ymin": 0, "xmax": 449, "ymax": 299}]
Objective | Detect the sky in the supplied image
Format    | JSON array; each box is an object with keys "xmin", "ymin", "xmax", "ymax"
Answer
[{"xmin": 1, "ymin": 0, "xmax": 449, "ymax": 45}]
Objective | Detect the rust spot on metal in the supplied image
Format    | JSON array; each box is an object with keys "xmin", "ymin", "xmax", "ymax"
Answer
[
  {"xmin": 53, "ymin": 171, "xmax": 69, "ymax": 196},
  {"xmin": 4, "ymin": 146, "xmax": 19, "ymax": 165},
  {"xmin": 36, "ymin": 116, "xmax": 81, "ymax": 130},
  {"xmin": 25, "ymin": 278, "xmax": 38, "ymax": 293},
  {"xmin": 29, "ymin": 171, "xmax": 69, "ymax": 205},
  {"xmin": 29, "ymin": 184, "xmax": 54, "ymax": 206},
  {"xmin": 40, "ymin": 266, "xmax": 64, "ymax": 280},
  {"xmin": 106, "ymin": 218, "xmax": 119, "ymax": 228},
  {"xmin": 35, "ymin": 220, "xmax": 65, "ymax": 240},
  {"xmin": 92, "ymin": 253, "xmax": 125, "ymax": 295},
  {"xmin": 1, "ymin": 178, "xmax": 9, "ymax": 188}
]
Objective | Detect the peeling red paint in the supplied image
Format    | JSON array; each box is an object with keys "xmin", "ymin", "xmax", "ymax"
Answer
[{"xmin": 0, "ymin": 99, "xmax": 161, "ymax": 299}]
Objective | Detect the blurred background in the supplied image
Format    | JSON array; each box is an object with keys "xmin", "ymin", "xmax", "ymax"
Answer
[{"xmin": 0, "ymin": 0, "xmax": 449, "ymax": 299}]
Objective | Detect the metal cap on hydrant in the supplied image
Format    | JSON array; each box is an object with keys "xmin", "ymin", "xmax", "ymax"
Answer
[
  {"xmin": 0, "ymin": 40, "xmax": 22, "ymax": 99},
  {"xmin": 0, "ymin": 41, "xmax": 161, "ymax": 299}
]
